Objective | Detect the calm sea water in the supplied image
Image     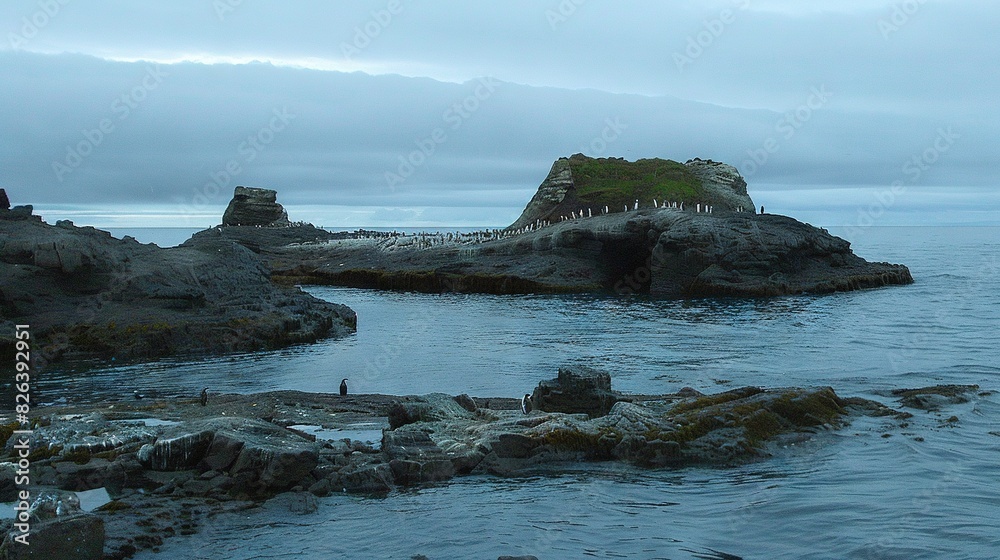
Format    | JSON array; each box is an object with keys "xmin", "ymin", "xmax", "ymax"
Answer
[{"xmin": 39, "ymin": 226, "xmax": 1000, "ymax": 559}]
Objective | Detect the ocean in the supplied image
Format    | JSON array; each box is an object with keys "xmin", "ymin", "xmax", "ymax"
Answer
[{"xmin": 37, "ymin": 226, "xmax": 1000, "ymax": 559}]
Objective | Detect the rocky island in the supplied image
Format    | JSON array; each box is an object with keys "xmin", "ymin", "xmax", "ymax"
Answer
[{"xmin": 200, "ymin": 155, "xmax": 913, "ymax": 297}]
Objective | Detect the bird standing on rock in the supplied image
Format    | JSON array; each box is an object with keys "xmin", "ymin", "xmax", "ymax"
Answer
[
  {"xmin": 200, "ymin": 388, "xmax": 208, "ymax": 406},
  {"xmin": 521, "ymin": 394, "xmax": 533, "ymax": 414},
  {"xmin": 340, "ymin": 378, "xmax": 349, "ymax": 396}
]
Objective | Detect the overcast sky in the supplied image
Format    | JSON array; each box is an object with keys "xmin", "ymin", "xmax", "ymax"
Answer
[{"xmin": 2, "ymin": 0, "xmax": 997, "ymax": 229}]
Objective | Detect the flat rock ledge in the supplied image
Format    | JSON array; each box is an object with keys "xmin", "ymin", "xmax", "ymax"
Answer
[{"xmin": 2, "ymin": 374, "xmax": 967, "ymax": 558}]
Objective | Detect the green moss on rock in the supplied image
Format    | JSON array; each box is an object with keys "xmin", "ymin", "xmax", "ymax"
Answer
[{"xmin": 567, "ymin": 155, "xmax": 705, "ymax": 209}]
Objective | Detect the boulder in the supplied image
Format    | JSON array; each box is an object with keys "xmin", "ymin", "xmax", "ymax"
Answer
[
  {"xmin": 531, "ymin": 365, "xmax": 618, "ymax": 418},
  {"xmin": 222, "ymin": 186, "xmax": 291, "ymax": 227},
  {"xmin": 138, "ymin": 429, "xmax": 215, "ymax": 471},
  {"xmin": 0, "ymin": 514, "xmax": 104, "ymax": 560},
  {"xmin": 383, "ymin": 430, "xmax": 456, "ymax": 485},
  {"xmin": 336, "ymin": 461, "xmax": 394, "ymax": 494},
  {"xmin": 136, "ymin": 418, "xmax": 320, "ymax": 496},
  {"xmin": 0, "ymin": 189, "xmax": 9, "ymax": 210}
]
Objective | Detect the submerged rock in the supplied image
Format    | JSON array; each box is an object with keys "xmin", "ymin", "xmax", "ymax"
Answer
[{"xmin": 892, "ymin": 385, "xmax": 980, "ymax": 411}]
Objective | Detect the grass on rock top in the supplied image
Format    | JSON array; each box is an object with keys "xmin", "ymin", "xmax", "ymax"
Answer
[{"xmin": 567, "ymin": 155, "xmax": 705, "ymax": 209}]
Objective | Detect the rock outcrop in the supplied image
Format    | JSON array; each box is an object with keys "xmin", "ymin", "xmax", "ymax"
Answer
[
  {"xmin": 508, "ymin": 155, "xmax": 755, "ymax": 231},
  {"xmin": 222, "ymin": 186, "xmax": 290, "ymax": 227},
  {"xmin": 10, "ymin": 377, "xmax": 952, "ymax": 558},
  {"xmin": 258, "ymin": 208, "xmax": 912, "ymax": 297},
  {"xmin": 0, "ymin": 208, "xmax": 356, "ymax": 366},
  {"xmin": 531, "ymin": 365, "xmax": 619, "ymax": 418},
  {"xmin": 137, "ymin": 417, "xmax": 320, "ymax": 496}
]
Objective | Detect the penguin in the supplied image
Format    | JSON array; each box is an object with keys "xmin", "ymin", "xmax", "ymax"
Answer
[
  {"xmin": 133, "ymin": 390, "xmax": 143, "ymax": 400},
  {"xmin": 760, "ymin": 205, "xmax": 765, "ymax": 214},
  {"xmin": 634, "ymin": 199, "xmax": 639, "ymax": 210},
  {"xmin": 200, "ymin": 388, "xmax": 208, "ymax": 407},
  {"xmin": 521, "ymin": 394, "xmax": 533, "ymax": 414},
  {"xmin": 340, "ymin": 378, "xmax": 348, "ymax": 396}
]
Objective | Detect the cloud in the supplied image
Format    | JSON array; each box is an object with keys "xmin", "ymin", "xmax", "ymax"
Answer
[{"xmin": 2, "ymin": 2, "xmax": 997, "ymax": 227}]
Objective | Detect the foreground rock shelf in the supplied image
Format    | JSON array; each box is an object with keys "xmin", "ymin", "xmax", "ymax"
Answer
[{"xmin": 3, "ymin": 368, "xmax": 978, "ymax": 559}]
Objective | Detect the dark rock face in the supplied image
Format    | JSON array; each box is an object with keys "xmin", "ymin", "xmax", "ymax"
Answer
[
  {"xmin": 222, "ymin": 186, "xmax": 291, "ymax": 227},
  {"xmin": 0, "ymin": 188, "xmax": 9, "ymax": 210},
  {"xmin": 531, "ymin": 365, "xmax": 618, "ymax": 418},
  {"xmin": 0, "ymin": 215, "xmax": 356, "ymax": 365}
]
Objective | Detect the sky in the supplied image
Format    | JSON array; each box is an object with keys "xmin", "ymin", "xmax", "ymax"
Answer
[{"xmin": 1, "ymin": 0, "xmax": 998, "ymax": 229}]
